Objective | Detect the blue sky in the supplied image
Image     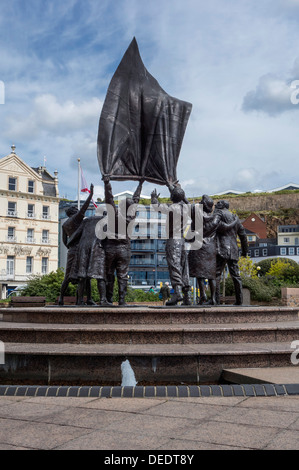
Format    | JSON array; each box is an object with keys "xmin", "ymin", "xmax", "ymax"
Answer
[{"xmin": 1, "ymin": 0, "xmax": 299, "ymax": 200}]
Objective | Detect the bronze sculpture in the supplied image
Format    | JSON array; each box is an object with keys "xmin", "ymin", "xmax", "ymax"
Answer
[
  {"xmin": 102, "ymin": 176, "xmax": 144, "ymax": 306},
  {"xmin": 58, "ymin": 185, "xmax": 94, "ymax": 305},
  {"xmin": 188, "ymin": 195, "xmax": 237, "ymax": 305},
  {"xmin": 97, "ymin": 38, "xmax": 192, "ymax": 187},
  {"xmin": 96, "ymin": 38, "xmax": 192, "ymax": 307},
  {"xmin": 67, "ymin": 214, "xmax": 110, "ymax": 306},
  {"xmin": 58, "ymin": 39, "xmax": 252, "ymax": 310},
  {"xmin": 214, "ymin": 200, "xmax": 248, "ymax": 305},
  {"xmin": 151, "ymin": 185, "xmax": 191, "ymax": 306}
]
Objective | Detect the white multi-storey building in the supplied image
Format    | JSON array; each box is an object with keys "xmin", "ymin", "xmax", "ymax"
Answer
[{"xmin": 0, "ymin": 145, "xmax": 59, "ymax": 298}]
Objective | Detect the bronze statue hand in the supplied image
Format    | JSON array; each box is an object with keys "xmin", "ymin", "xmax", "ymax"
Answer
[
  {"xmin": 166, "ymin": 181, "xmax": 175, "ymax": 191},
  {"xmin": 102, "ymin": 175, "xmax": 110, "ymax": 183},
  {"xmin": 151, "ymin": 189, "xmax": 160, "ymax": 200}
]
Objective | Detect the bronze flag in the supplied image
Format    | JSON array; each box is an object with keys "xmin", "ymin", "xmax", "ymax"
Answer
[{"xmin": 97, "ymin": 38, "xmax": 192, "ymax": 186}]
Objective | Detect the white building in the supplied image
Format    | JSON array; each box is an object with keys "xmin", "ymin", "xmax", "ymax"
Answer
[{"xmin": 0, "ymin": 146, "xmax": 59, "ymax": 298}]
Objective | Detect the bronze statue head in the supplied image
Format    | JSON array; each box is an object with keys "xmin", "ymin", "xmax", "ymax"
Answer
[
  {"xmin": 170, "ymin": 187, "xmax": 186, "ymax": 203},
  {"xmin": 201, "ymin": 194, "xmax": 214, "ymax": 213},
  {"xmin": 65, "ymin": 206, "xmax": 78, "ymax": 217},
  {"xmin": 215, "ymin": 199, "xmax": 228, "ymax": 210}
]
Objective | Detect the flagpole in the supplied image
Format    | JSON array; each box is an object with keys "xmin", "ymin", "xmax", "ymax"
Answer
[{"xmin": 77, "ymin": 158, "xmax": 81, "ymax": 209}]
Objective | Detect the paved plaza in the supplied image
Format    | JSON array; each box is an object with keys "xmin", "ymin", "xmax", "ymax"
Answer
[{"xmin": 0, "ymin": 392, "xmax": 298, "ymax": 450}]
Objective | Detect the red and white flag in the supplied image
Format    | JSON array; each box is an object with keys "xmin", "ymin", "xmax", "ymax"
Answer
[{"xmin": 80, "ymin": 166, "xmax": 97, "ymax": 208}]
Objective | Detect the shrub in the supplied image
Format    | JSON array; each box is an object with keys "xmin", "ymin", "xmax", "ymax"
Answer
[
  {"xmin": 21, "ymin": 268, "xmax": 77, "ymax": 303},
  {"xmin": 266, "ymin": 259, "xmax": 299, "ymax": 285},
  {"xmin": 223, "ymin": 276, "xmax": 281, "ymax": 302},
  {"xmin": 255, "ymin": 257, "xmax": 298, "ymax": 276},
  {"xmin": 21, "ymin": 272, "xmax": 160, "ymax": 304}
]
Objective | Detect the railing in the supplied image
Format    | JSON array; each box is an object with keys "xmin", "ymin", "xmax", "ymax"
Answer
[
  {"xmin": 131, "ymin": 242, "xmax": 155, "ymax": 250},
  {"xmin": 41, "ymin": 238, "xmax": 51, "ymax": 244},
  {"xmin": 42, "ymin": 214, "xmax": 51, "ymax": 220},
  {"xmin": 129, "ymin": 259, "xmax": 155, "ymax": 266},
  {"xmin": 0, "ymin": 273, "xmax": 15, "ymax": 280},
  {"xmin": 6, "ymin": 236, "xmax": 17, "ymax": 242},
  {"xmin": 26, "ymin": 212, "xmax": 35, "ymax": 219},
  {"xmin": 0, "ymin": 273, "xmax": 29, "ymax": 281},
  {"xmin": 26, "ymin": 237, "xmax": 36, "ymax": 244},
  {"xmin": 6, "ymin": 210, "xmax": 18, "ymax": 217}
]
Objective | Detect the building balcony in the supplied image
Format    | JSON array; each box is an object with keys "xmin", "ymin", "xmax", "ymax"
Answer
[
  {"xmin": 129, "ymin": 260, "xmax": 155, "ymax": 266},
  {"xmin": 41, "ymin": 238, "xmax": 51, "ymax": 244},
  {"xmin": 0, "ymin": 273, "xmax": 30, "ymax": 282},
  {"xmin": 131, "ymin": 243, "xmax": 155, "ymax": 251},
  {"xmin": 0, "ymin": 273, "xmax": 14, "ymax": 281},
  {"xmin": 42, "ymin": 214, "xmax": 51, "ymax": 220},
  {"xmin": 6, "ymin": 210, "xmax": 18, "ymax": 217},
  {"xmin": 26, "ymin": 237, "xmax": 36, "ymax": 244},
  {"xmin": 6, "ymin": 236, "xmax": 17, "ymax": 242},
  {"xmin": 26, "ymin": 212, "xmax": 36, "ymax": 219}
]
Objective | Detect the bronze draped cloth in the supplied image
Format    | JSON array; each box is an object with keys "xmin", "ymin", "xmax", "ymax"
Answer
[{"xmin": 97, "ymin": 38, "xmax": 192, "ymax": 186}]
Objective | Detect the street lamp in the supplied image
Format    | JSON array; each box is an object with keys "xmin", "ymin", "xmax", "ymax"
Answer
[{"xmin": 257, "ymin": 266, "xmax": 261, "ymax": 278}]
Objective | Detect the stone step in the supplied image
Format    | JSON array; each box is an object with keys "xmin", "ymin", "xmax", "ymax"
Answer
[
  {"xmin": 1, "ymin": 305, "xmax": 298, "ymax": 325},
  {"xmin": 222, "ymin": 367, "xmax": 299, "ymax": 385},
  {"xmin": 0, "ymin": 341, "xmax": 295, "ymax": 385},
  {"xmin": 0, "ymin": 320, "xmax": 298, "ymax": 344}
]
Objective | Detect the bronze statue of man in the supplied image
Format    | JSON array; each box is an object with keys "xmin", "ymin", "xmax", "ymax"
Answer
[
  {"xmin": 58, "ymin": 184, "xmax": 94, "ymax": 305},
  {"xmin": 102, "ymin": 176, "xmax": 144, "ymax": 306},
  {"xmin": 215, "ymin": 200, "xmax": 248, "ymax": 305},
  {"xmin": 151, "ymin": 185, "xmax": 191, "ymax": 306}
]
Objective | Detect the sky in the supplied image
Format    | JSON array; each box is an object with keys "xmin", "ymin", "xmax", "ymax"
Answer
[{"xmin": 1, "ymin": 0, "xmax": 299, "ymax": 201}]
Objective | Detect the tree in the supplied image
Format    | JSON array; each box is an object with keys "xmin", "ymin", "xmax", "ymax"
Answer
[{"xmin": 238, "ymin": 256, "xmax": 258, "ymax": 278}]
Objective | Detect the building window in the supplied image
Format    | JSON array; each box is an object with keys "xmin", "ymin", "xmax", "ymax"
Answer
[
  {"xmin": 7, "ymin": 201, "xmax": 17, "ymax": 217},
  {"xmin": 297, "ymin": 247, "xmax": 299, "ymax": 255},
  {"xmin": 289, "ymin": 247, "xmax": 295, "ymax": 255},
  {"xmin": 42, "ymin": 206, "xmax": 50, "ymax": 219},
  {"xmin": 27, "ymin": 204, "xmax": 35, "ymax": 218},
  {"xmin": 6, "ymin": 256, "xmax": 15, "ymax": 276},
  {"xmin": 248, "ymin": 236, "xmax": 253, "ymax": 241},
  {"xmin": 28, "ymin": 180, "xmax": 34, "ymax": 193},
  {"xmin": 42, "ymin": 257, "xmax": 48, "ymax": 274},
  {"xmin": 42, "ymin": 230, "xmax": 49, "ymax": 243},
  {"xmin": 254, "ymin": 249, "xmax": 259, "ymax": 257},
  {"xmin": 284, "ymin": 237, "xmax": 290, "ymax": 243},
  {"xmin": 8, "ymin": 177, "xmax": 16, "ymax": 191},
  {"xmin": 7, "ymin": 227, "xmax": 16, "ymax": 242},
  {"xmin": 27, "ymin": 228, "xmax": 34, "ymax": 243},
  {"xmin": 262, "ymin": 249, "xmax": 268, "ymax": 256},
  {"xmin": 295, "ymin": 238, "xmax": 299, "ymax": 246},
  {"xmin": 280, "ymin": 247, "xmax": 287, "ymax": 255},
  {"xmin": 26, "ymin": 256, "xmax": 33, "ymax": 274}
]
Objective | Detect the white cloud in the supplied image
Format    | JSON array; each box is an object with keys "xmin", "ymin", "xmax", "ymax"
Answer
[
  {"xmin": 2, "ymin": 0, "xmax": 299, "ymax": 199},
  {"xmin": 4, "ymin": 94, "xmax": 102, "ymax": 138},
  {"xmin": 242, "ymin": 72, "xmax": 299, "ymax": 116}
]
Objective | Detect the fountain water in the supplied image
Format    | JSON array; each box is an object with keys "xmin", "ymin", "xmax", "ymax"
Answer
[{"xmin": 121, "ymin": 359, "xmax": 137, "ymax": 386}]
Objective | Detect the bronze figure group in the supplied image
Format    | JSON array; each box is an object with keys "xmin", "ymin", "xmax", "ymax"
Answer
[
  {"xmin": 59, "ymin": 178, "xmax": 248, "ymax": 307},
  {"xmin": 151, "ymin": 187, "xmax": 248, "ymax": 307}
]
